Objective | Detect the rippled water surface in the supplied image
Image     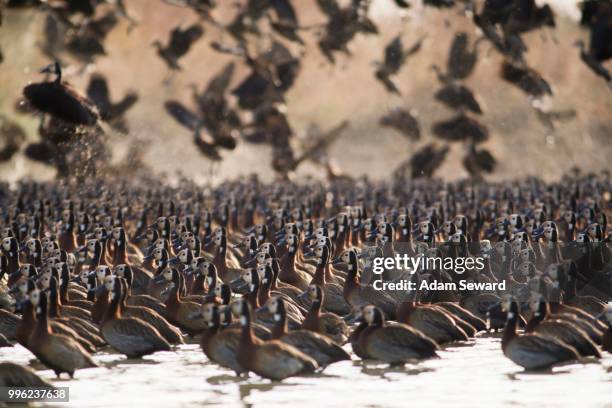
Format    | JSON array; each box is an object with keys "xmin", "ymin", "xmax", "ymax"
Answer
[{"xmin": 2, "ymin": 334, "xmax": 612, "ymax": 407}]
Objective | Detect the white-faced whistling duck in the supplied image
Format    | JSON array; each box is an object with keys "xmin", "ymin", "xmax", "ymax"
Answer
[
  {"xmin": 154, "ymin": 268, "xmax": 207, "ymax": 335},
  {"xmin": 301, "ymin": 284, "xmax": 349, "ymax": 344},
  {"xmin": 232, "ymin": 299, "xmax": 318, "ymax": 381},
  {"xmin": 115, "ymin": 278, "xmax": 184, "ymax": 344},
  {"xmin": 267, "ymin": 297, "xmax": 350, "ymax": 366},
  {"xmin": 526, "ymin": 293, "xmax": 601, "ymax": 358},
  {"xmin": 334, "ymin": 248, "xmax": 397, "ymax": 319},
  {"xmin": 100, "ymin": 275, "xmax": 171, "ymax": 358},
  {"xmin": 357, "ymin": 305, "xmax": 439, "ymax": 365},
  {"xmin": 192, "ymin": 303, "xmax": 245, "ymax": 375},
  {"xmin": 501, "ymin": 296, "xmax": 581, "ymax": 370},
  {"xmin": 27, "ymin": 289, "xmax": 98, "ymax": 378}
]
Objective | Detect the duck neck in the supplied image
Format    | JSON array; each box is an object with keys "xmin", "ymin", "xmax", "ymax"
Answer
[
  {"xmin": 102, "ymin": 291, "xmax": 122, "ymax": 324},
  {"xmin": 240, "ymin": 312, "xmax": 254, "ymax": 346},
  {"xmin": 258, "ymin": 278, "xmax": 271, "ymax": 307},
  {"xmin": 303, "ymin": 298, "xmax": 321, "ymax": 330},
  {"xmin": 48, "ymin": 286, "xmax": 61, "ymax": 318},
  {"xmin": 344, "ymin": 260, "xmax": 360, "ymax": 297},
  {"xmin": 279, "ymin": 248, "xmax": 296, "ymax": 282},
  {"xmin": 525, "ymin": 301, "xmax": 548, "ymax": 332},
  {"xmin": 311, "ymin": 261, "xmax": 326, "ymax": 286},
  {"xmin": 271, "ymin": 311, "xmax": 288, "ymax": 339},
  {"xmin": 113, "ymin": 239, "xmax": 128, "ymax": 265},
  {"xmin": 501, "ymin": 303, "xmax": 519, "ymax": 352},
  {"xmin": 245, "ymin": 284, "xmax": 260, "ymax": 309}
]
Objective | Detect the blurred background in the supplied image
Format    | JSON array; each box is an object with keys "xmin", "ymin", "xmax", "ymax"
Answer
[{"xmin": 0, "ymin": 0, "xmax": 610, "ymax": 185}]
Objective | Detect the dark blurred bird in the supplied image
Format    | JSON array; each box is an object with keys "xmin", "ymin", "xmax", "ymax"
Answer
[
  {"xmin": 317, "ymin": 0, "xmax": 378, "ymax": 63},
  {"xmin": 395, "ymin": 143, "xmax": 449, "ymax": 179},
  {"xmin": 231, "ymin": 42, "xmax": 300, "ymax": 109},
  {"xmin": 462, "ymin": 144, "xmax": 496, "ymax": 177},
  {"xmin": 272, "ymin": 120, "xmax": 349, "ymax": 177},
  {"xmin": 86, "ymin": 73, "xmax": 138, "ymax": 132},
  {"xmin": 434, "ymin": 84, "xmax": 482, "ymax": 114},
  {"xmin": 374, "ymin": 35, "xmax": 424, "ymax": 94},
  {"xmin": 574, "ymin": 5, "xmax": 612, "ymax": 86},
  {"xmin": 267, "ymin": 0, "xmax": 304, "ymax": 45},
  {"xmin": 164, "ymin": 100, "xmax": 223, "ymax": 161},
  {"xmin": 501, "ymin": 61, "xmax": 552, "ymax": 98},
  {"xmin": 65, "ymin": 11, "xmax": 119, "ymax": 63},
  {"xmin": 190, "ymin": 63, "xmax": 241, "ymax": 149},
  {"xmin": 23, "ymin": 62, "xmax": 99, "ymax": 126},
  {"xmin": 379, "ymin": 108, "xmax": 420, "ymax": 141},
  {"xmin": 432, "ymin": 113, "xmax": 488, "ymax": 143},
  {"xmin": 38, "ymin": 13, "xmax": 66, "ymax": 63},
  {"xmin": 0, "ymin": 116, "xmax": 26, "ymax": 162},
  {"xmin": 153, "ymin": 24, "xmax": 204, "ymax": 70},
  {"xmin": 446, "ymin": 32, "xmax": 481, "ymax": 81},
  {"xmin": 243, "ymin": 104, "xmax": 292, "ymax": 147},
  {"xmin": 24, "ymin": 142, "xmax": 59, "ymax": 165}
]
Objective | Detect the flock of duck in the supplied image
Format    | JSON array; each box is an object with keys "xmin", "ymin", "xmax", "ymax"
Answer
[{"xmin": 0, "ymin": 172, "xmax": 610, "ymax": 387}]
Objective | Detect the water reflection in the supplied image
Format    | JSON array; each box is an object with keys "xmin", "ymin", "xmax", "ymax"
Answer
[{"xmin": 1, "ymin": 336, "xmax": 611, "ymax": 407}]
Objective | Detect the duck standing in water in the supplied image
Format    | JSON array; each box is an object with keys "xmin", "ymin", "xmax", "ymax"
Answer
[
  {"xmin": 501, "ymin": 296, "xmax": 581, "ymax": 370},
  {"xmin": 357, "ymin": 305, "xmax": 439, "ymax": 365},
  {"xmin": 232, "ymin": 299, "xmax": 318, "ymax": 381},
  {"xmin": 27, "ymin": 289, "xmax": 98, "ymax": 378},
  {"xmin": 266, "ymin": 297, "xmax": 350, "ymax": 367},
  {"xmin": 100, "ymin": 275, "xmax": 172, "ymax": 358}
]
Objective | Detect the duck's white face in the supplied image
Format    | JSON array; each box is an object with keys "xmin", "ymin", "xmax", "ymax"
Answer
[
  {"xmin": 213, "ymin": 285, "xmax": 222, "ymax": 297},
  {"xmin": 230, "ymin": 300, "xmax": 243, "ymax": 316},
  {"xmin": 480, "ymin": 240, "xmax": 492, "ymax": 252},
  {"xmin": 18, "ymin": 279, "xmax": 29, "ymax": 295},
  {"xmin": 86, "ymin": 240, "xmax": 97, "ymax": 253},
  {"xmin": 242, "ymin": 269, "xmax": 254, "ymax": 284},
  {"xmin": 112, "ymin": 228, "xmax": 121, "ymax": 240},
  {"xmin": 2, "ymin": 238, "xmax": 11, "ymax": 251},
  {"xmin": 153, "ymin": 248, "xmax": 164, "ymax": 260},
  {"xmin": 162, "ymin": 268, "xmax": 173, "ymax": 281},
  {"xmin": 114, "ymin": 265, "xmax": 125, "ymax": 277},
  {"xmin": 96, "ymin": 266, "xmax": 110, "ymax": 281},
  {"xmin": 29, "ymin": 289, "xmax": 41, "ymax": 306},
  {"xmin": 286, "ymin": 234, "xmax": 296, "ymax": 246},
  {"xmin": 202, "ymin": 304, "xmax": 215, "ymax": 322},
  {"xmin": 363, "ymin": 306, "xmax": 376, "ymax": 324},
  {"xmin": 104, "ymin": 275, "xmax": 115, "ymax": 291},
  {"xmin": 256, "ymin": 265, "xmax": 267, "ymax": 282},
  {"xmin": 341, "ymin": 251, "xmax": 351, "ymax": 263},
  {"xmin": 26, "ymin": 239, "xmax": 37, "ymax": 251},
  {"xmin": 450, "ymin": 233, "xmax": 462, "ymax": 243},
  {"xmin": 38, "ymin": 274, "xmax": 51, "ymax": 290},
  {"xmin": 178, "ymin": 249, "xmax": 189, "ymax": 263},
  {"xmin": 266, "ymin": 297, "xmax": 279, "ymax": 314},
  {"xmin": 528, "ymin": 293, "xmax": 541, "ymax": 312},
  {"xmin": 307, "ymin": 285, "xmax": 318, "ymax": 300}
]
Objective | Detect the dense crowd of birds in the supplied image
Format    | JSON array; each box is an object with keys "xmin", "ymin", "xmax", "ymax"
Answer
[
  {"xmin": 0, "ymin": 170, "xmax": 610, "ymax": 386},
  {"xmin": 0, "ymin": 0, "xmax": 610, "ymax": 181}
]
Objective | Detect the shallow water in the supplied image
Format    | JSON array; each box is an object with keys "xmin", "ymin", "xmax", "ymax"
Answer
[{"xmin": 2, "ymin": 334, "xmax": 611, "ymax": 407}]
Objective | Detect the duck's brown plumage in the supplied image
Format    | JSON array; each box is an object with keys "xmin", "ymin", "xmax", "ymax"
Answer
[
  {"xmin": 28, "ymin": 291, "xmax": 98, "ymax": 378},
  {"xmin": 100, "ymin": 277, "xmax": 172, "ymax": 358},
  {"xmin": 269, "ymin": 297, "xmax": 350, "ymax": 366},
  {"xmin": 234, "ymin": 300, "xmax": 318, "ymax": 381}
]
